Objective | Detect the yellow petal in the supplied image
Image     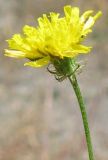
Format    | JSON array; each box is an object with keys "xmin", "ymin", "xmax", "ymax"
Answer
[
  {"xmin": 83, "ymin": 17, "xmax": 94, "ymax": 31},
  {"xmin": 94, "ymin": 11, "xmax": 102, "ymax": 21},
  {"xmin": 80, "ymin": 10, "xmax": 94, "ymax": 23},
  {"xmin": 64, "ymin": 5, "xmax": 79, "ymax": 24},
  {"xmin": 7, "ymin": 34, "xmax": 23, "ymax": 49},
  {"xmin": 64, "ymin": 5, "xmax": 79, "ymax": 18},
  {"xmin": 23, "ymin": 25, "xmax": 37, "ymax": 37},
  {"xmin": 24, "ymin": 56, "xmax": 50, "ymax": 67},
  {"xmin": 62, "ymin": 45, "xmax": 92, "ymax": 57},
  {"xmin": 7, "ymin": 34, "xmax": 31, "ymax": 51},
  {"xmin": 64, "ymin": 5, "xmax": 72, "ymax": 17},
  {"xmin": 11, "ymin": 34, "xmax": 23, "ymax": 45},
  {"xmin": 72, "ymin": 45, "xmax": 92, "ymax": 53},
  {"xmin": 50, "ymin": 12, "xmax": 59, "ymax": 23},
  {"xmin": 5, "ymin": 49, "xmax": 26, "ymax": 58}
]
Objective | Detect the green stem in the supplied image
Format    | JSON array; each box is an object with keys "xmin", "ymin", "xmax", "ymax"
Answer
[{"xmin": 68, "ymin": 75, "xmax": 94, "ymax": 160}]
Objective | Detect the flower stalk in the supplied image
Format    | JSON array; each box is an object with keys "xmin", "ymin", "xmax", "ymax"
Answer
[{"xmin": 68, "ymin": 75, "xmax": 94, "ymax": 160}]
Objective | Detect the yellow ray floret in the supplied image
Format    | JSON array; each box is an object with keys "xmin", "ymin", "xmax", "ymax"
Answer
[
  {"xmin": 5, "ymin": 5, "xmax": 102, "ymax": 68},
  {"xmin": 24, "ymin": 56, "xmax": 50, "ymax": 67}
]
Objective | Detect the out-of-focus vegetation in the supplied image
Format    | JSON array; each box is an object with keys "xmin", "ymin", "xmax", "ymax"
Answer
[{"xmin": 0, "ymin": 0, "xmax": 108, "ymax": 160}]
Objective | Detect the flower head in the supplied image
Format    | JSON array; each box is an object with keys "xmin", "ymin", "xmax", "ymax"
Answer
[{"xmin": 5, "ymin": 5, "xmax": 102, "ymax": 68}]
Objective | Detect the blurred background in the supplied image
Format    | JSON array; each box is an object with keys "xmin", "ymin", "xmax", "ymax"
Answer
[{"xmin": 0, "ymin": 0, "xmax": 108, "ymax": 159}]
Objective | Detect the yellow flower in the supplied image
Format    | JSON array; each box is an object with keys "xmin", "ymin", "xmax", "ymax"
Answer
[{"xmin": 5, "ymin": 5, "xmax": 102, "ymax": 68}]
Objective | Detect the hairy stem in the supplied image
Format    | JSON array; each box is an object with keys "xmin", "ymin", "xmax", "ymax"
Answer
[{"xmin": 68, "ymin": 75, "xmax": 94, "ymax": 160}]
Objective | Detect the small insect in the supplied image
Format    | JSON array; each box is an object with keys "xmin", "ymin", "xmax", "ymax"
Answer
[{"xmin": 47, "ymin": 63, "xmax": 81, "ymax": 82}]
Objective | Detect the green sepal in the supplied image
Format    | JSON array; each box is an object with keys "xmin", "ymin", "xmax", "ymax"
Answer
[{"xmin": 52, "ymin": 57, "xmax": 79, "ymax": 77}]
